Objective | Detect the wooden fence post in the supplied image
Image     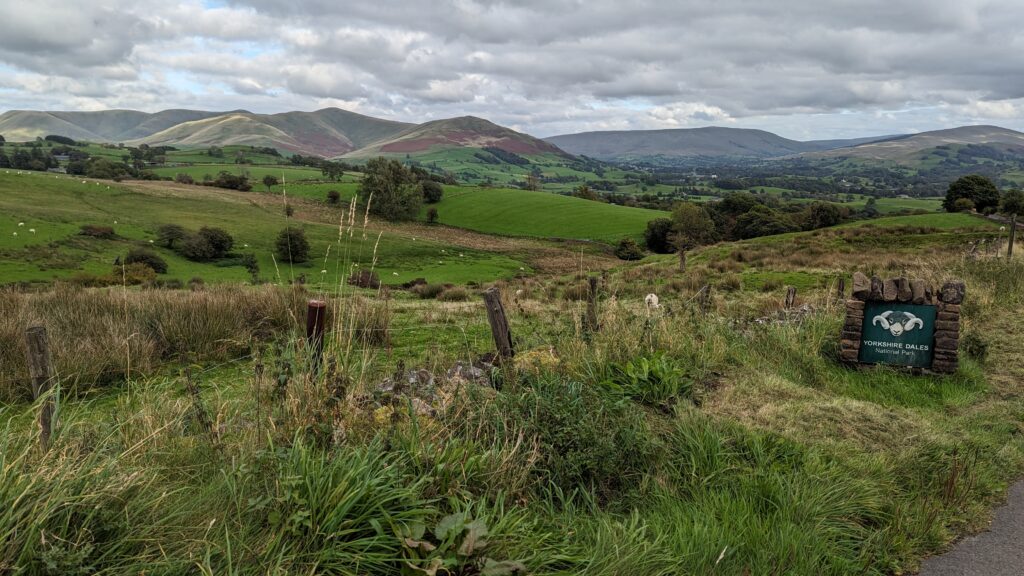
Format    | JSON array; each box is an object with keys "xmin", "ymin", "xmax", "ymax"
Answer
[
  {"xmin": 837, "ymin": 277, "xmax": 846, "ymax": 301},
  {"xmin": 699, "ymin": 285, "xmax": 713, "ymax": 313},
  {"xmin": 585, "ymin": 276, "xmax": 600, "ymax": 333},
  {"xmin": 483, "ymin": 287, "xmax": 515, "ymax": 360},
  {"xmin": 306, "ymin": 300, "xmax": 327, "ymax": 375},
  {"xmin": 184, "ymin": 366, "xmax": 215, "ymax": 444},
  {"xmin": 785, "ymin": 286, "xmax": 797, "ymax": 309},
  {"xmin": 1009, "ymin": 214, "xmax": 1017, "ymax": 259},
  {"xmin": 24, "ymin": 326, "xmax": 54, "ymax": 448}
]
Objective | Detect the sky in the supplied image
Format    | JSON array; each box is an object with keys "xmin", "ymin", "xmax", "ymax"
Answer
[{"xmin": 1, "ymin": 0, "xmax": 1023, "ymax": 140}]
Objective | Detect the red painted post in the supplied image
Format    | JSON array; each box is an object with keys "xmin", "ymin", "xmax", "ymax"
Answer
[{"xmin": 306, "ymin": 300, "xmax": 327, "ymax": 374}]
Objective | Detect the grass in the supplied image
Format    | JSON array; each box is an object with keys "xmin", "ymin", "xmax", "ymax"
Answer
[
  {"xmin": 0, "ymin": 171, "xmax": 527, "ymax": 286},
  {"xmin": 429, "ymin": 186, "xmax": 667, "ymax": 242},
  {"xmin": 2, "ymin": 167, "xmax": 1024, "ymax": 573}
]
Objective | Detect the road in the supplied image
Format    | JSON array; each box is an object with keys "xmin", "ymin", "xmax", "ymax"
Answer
[{"xmin": 919, "ymin": 480, "xmax": 1024, "ymax": 575}]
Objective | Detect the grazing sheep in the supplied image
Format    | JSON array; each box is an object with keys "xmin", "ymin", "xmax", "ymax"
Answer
[{"xmin": 645, "ymin": 293, "xmax": 660, "ymax": 309}]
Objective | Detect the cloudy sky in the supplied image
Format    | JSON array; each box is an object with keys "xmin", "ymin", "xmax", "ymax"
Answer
[{"xmin": 1, "ymin": 0, "xmax": 1023, "ymax": 139}]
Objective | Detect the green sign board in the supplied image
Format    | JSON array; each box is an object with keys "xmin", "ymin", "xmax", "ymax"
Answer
[{"xmin": 859, "ymin": 303, "xmax": 936, "ymax": 368}]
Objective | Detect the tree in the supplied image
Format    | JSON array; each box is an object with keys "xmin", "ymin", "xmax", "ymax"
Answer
[
  {"xmin": 421, "ymin": 180, "xmax": 444, "ymax": 204},
  {"xmin": 427, "ymin": 207, "xmax": 439, "ymax": 223},
  {"xmin": 643, "ymin": 218, "xmax": 675, "ymax": 254},
  {"xmin": 804, "ymin": 202, "xmax": 844, "ymax": 230},
  {"xmin": 671, "ymin": 202, "xmax": 716, "ymax": 270},
  {"xmin": 326, "ymin": 190, "xmax": 341, "ymax": 204},
  {"xmin": 1001, "ymin": 189, "xmax": 1024, "ymax": 258},
  {"xmin": 944, "ymin": 175, "xmax": 1000, "ymax": 213},
  {"xmin": 178, "ymin": 234, "xmax": 216, "ymax": 261},
  {"xmin": 863, "ymin": 196, "xmax": 879, "ymax": 217},
  {"xmin": 275, "ymin": 226, "xmax": 310, "ymax": 263},
  {"xmin": 358, "ymin": 157, "xmax": 422, "ymax": 221},
  {"xmin": 0, "ymin": 134, "xmax": 5, "ymax": 144},
  {"xmin": 262, "ymin": 174, "xmax": 279, "ymax": 192},
  {"xmin": 614, "ymin": 238, "xmax": 645, "ymax": 261},
  {"xmin": 156, "ymin": 224, "xmax": 188, "ymax": 249},
  {"xmin": 321, "ymin": 161, "xmax": 345, "ymax": 181},
  {"xmin": 197, "ymin": 227, "xmax": 233, "ymax": 258},
  {"xmin": 733, "ymin": 205, "xmax": 797, "ymax": 240},
  {"xmin": 125, "ymin": 248, "xmax": 168, "ymax": 274},
  {"xmin": 573, "ymin": 184, "xmax": 600, "ymax": 202}
]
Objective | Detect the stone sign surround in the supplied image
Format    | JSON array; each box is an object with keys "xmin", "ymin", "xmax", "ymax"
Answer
[{"xmin": 840, "ymin": 272, "xmax": 964, "ymax": 373}]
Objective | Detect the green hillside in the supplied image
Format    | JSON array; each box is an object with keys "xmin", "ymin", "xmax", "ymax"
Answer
[
  {"xmin": 429, "ymin": 186, "xmax": 667, "ymax": 241},
  {"xmin": 0, "ymin": 172, "xmax": 525, "ymax": 286}
]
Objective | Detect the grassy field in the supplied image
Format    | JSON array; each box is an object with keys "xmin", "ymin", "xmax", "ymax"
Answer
[
  {"xmin": 0, "ymin": 218, "xmax": 1022, "ymax": 574},
  {"xmin": 149, "ymin": 163, "xmax": 325, "ymax": 183},
  {"xmin": 430, "ymin": 186, "xmax": 667, "ymax": 241},
  {"xmin": 0, "ymin": 172, "xmax": 528, "ymax": 286}
]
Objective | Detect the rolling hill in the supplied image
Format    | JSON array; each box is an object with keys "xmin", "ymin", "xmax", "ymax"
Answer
[
  {"xmin": 809, "ymin": 125, "xmax": 1024, "ymax": 163},
  {"xmin": 544, "ymin": 127, "xmax": 895, "ymax": 161},
  {"xmin": 342, "ymin": 116, "xmax": 572, "ymax": 159},
  {"xmin": 0, "ymin": 108, "xmax": 413, "ymax": 157}
]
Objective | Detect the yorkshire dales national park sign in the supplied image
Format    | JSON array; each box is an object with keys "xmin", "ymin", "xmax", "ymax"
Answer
[{"xmin": 840, "ymin": 273, "xmax": 964, "ymax": 373}]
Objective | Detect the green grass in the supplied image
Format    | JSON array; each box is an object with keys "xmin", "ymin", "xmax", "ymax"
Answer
[
  {"xmin": 149, "ymin": 164, "xmax": 324, "ymax": 183},
  {"xmin": 429, "ymin": 186, "xmax": 667, "ymax": 242},
  {"xmin": 836, "ymin": 212, "xmax": 996, "ymax": 230},
  {"xmin": 0, "ymin": 172, "xmax": 527, "ymax": 285}
]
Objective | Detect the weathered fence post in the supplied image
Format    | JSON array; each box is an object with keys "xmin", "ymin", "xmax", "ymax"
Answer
[
  {"xmin": 24, "ymin": 326, "xmax": 55, "ymax": 448},
  {"xmin": 698, "ymin": 284, "xmax": 713, "ymax": 313},
  {"xmin": 1009, "ymin": 214, "xmax": 1017, "ymax": 259},
  {"xmin": 585, "ymin": 276, "xmax": 600, "ymax": 333},
  {"xmin": 306, "ymin": 300, "xmax": 327, "ymax": 375},
  {"xmin": 784, "ymin": 286, "xmax": 797, "ymax": 309},
  {"xmin": 184, "ymin": 366, "xmax": 215, "ymax": 444},
  {"xmin": 482, "ymin": 287, "xmax": 515, "ymax": 360}
]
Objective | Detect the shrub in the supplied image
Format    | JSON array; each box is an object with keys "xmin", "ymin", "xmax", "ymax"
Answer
[
  {"xmin": 644, "ymin": 217, "xmax": 675, "ymax": 253},
  {"xmin": 326, "ymin": 190, "xmax": 341, "ymax": 204},
  {"xmin": 427, "ymin": 207, "xmax": 439, "ymax": 224},
  {"xmin": 348, "ymin": 269, "xmax": 381, "ymax": 289},
  {"xmin": 562, "ymin": 282, "xmax": 589, "ymax": 301},
  {"xmin": 174, "ymin": 173, "xmax": 194, "ymax": 185},
  {"xmin": 177, "ymin": 234, "xmax": 216, "ymax": 261},
  {"xmin": 961, "ymin": 331, "xmax": 988, "ymax": 361},
  {"xmin": 421, "ymin": 180, "xmax": 444, "ymax": 204},
  {"xmin": 79, "ymin": 225, "xmax": 116, "ymax": 239},
  {"xmin": 718, "ymin": 273, "xmax": 742, "ymax": 292},
  {"xmin": 156, "ymin": 224, "xmax": 187, "ymax": 248},
  {"xmin": 952, "ymin": 198, "xmax": 975, "ymax": 212},
  {"xmin": 275, "ymin": 227, "xmax": 310, "ymax": 264},
  {"xmin": 614, "ymin": 238, "xmax": 645, "ymax": 261},
  {"xmin": 197, "ymin": 227, "xmax": 233, "ymax": 258},
  {"xmin": 413, "ymin": 283, "xmax": 446, "ymax": 299},
  {"xmin": 125, "ymin": 248, "xmax": 168, "ymax": 274},
  {"xmin": 437, "ymin": 287, "xmax": 469, "ymax": 302}
]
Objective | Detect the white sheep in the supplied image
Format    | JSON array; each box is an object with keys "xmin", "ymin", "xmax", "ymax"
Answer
[{"xmin": 644, "ymin": 293, "xmax": 660, "ymax": 310}]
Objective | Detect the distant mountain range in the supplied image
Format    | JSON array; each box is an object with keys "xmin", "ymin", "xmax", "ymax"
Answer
[
  {"xmin": 544, "ymin": 127, "xmax": 899, "ymax": 160},
  {"xmin": 2, "ymin": 107, "xmax": 1024, "ymax": 170}
]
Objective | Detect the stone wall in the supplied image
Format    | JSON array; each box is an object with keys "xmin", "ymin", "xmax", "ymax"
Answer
[{"xmin": 840, "ymin": 272, "xmax": 964, "ymax": 373}]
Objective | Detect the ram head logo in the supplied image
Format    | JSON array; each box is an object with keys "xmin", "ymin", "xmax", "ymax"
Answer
[{"xmin": 872, "ymin": 310, "xmax": 925, "ymax": 337}]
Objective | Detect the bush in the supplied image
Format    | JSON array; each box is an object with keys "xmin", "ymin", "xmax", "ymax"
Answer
[
  {"xmin": 326, "ymin": 190, "xmax": 341, "ymax": 204},
  {"xmin": 562, "ymin": 282, "xmax": 589, "ymax": 301},
  {"xmin": 197, "ymin": 227, "xmax": 233, "ymax": 258},
  {"xmin": 275, "ymin": 227, "xmax": 310, "ymax": 264},
  {"xmin": 413, "ymin": 283, "xmax": 446, "ymax": 299},
  {"xmin": 644, "ymin": 218, "xmax": 675, "ymax": 253},
  {"xmin": 437, "ymin": 287, "xmax": 469, "ymax": 302},
  {"xmin": 79, "ymin": 225, "xmax": 116, "ymax": 239},
  {"xmin": 177, "ymin": 234, "xmax": 216, "ymax": 261},
  {"xmin": 348, "ymin": 269, "xmax": 381, "ymax": 289},
  {"xmin": 427, "ymin": 207, "xmax": 439, "ymax": 224},
  {"xmin": 952, "ymin": 198, "xmax": 975, "ymax": 212},
  {"xmin": 125, "ymin": 248, "xmax": 168, "ymax": 274},
  {"xmin": 614, "ymin": 238, "xmax": 645, "ymax": 261},
  {"xmin": 174, "ymin": 173, "xmax": 194, "ymax": 185},
  {"xmin": 156, "ymin": 224, "xmax": 187, "ymax": 248},
  {"xmin": 421, "ymin": 180, "xmax": 444, "ymax": 204}
]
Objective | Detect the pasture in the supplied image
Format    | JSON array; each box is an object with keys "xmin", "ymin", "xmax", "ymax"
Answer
[
  {"xmin": 429, "ymin": 186, "xmax": 668, "ymax": 241},
  {"xmin": 0, "ymin": 171, "xmax": 528, "ymax": 286}
]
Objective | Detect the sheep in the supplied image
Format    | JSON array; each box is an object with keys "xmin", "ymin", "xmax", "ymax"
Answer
[
  {"xmin": 644, "ymin": 293, "xmax": 660, "ymax": 310},
  {"xmin": 872, "ymin": 310, "xmax": 925, "ymax": 337}
]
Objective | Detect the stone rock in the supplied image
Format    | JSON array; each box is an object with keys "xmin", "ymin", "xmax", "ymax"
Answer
[
  {"xmin": 941, "ymin": 303, "xmax": 961, "ymax": 314},
  {"xmin": 939, "ymin": 281, "xmax": 966, "ymax": 304},
  {"xmin": 882, "ymin": 278, "xmax": 898, "ymax": 301},
  {"xmin": 925, "ymin": 285, "xmax": 934, "ymax": 304},
  {"xmin": 869, "ymin": 276, "xmax": 885, "ymax": 300},
  {"xmin": 852, "ymin": 272, "xmax": 871, "ymax": 300},
  {"xmin": 910, "ymin": 279, "xmax": 927, "ymax": 304},
  {"xmin": 937, "ymin": 311, "xmax": 959, "ymax": 321},
  {"xmin": 935, "ymin": 320, "xmax": 959, "ymax": 332},
  {"xmin": 446, "ymin": 361, "xmax": 492, "ymax": 387},
  {"xmin": 846, "ymin": 299, "xmax": 865, "ymax": 311},
  {"xmin": 896, "ymin": 277, "xmax": 912, "ymax": 302}
]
